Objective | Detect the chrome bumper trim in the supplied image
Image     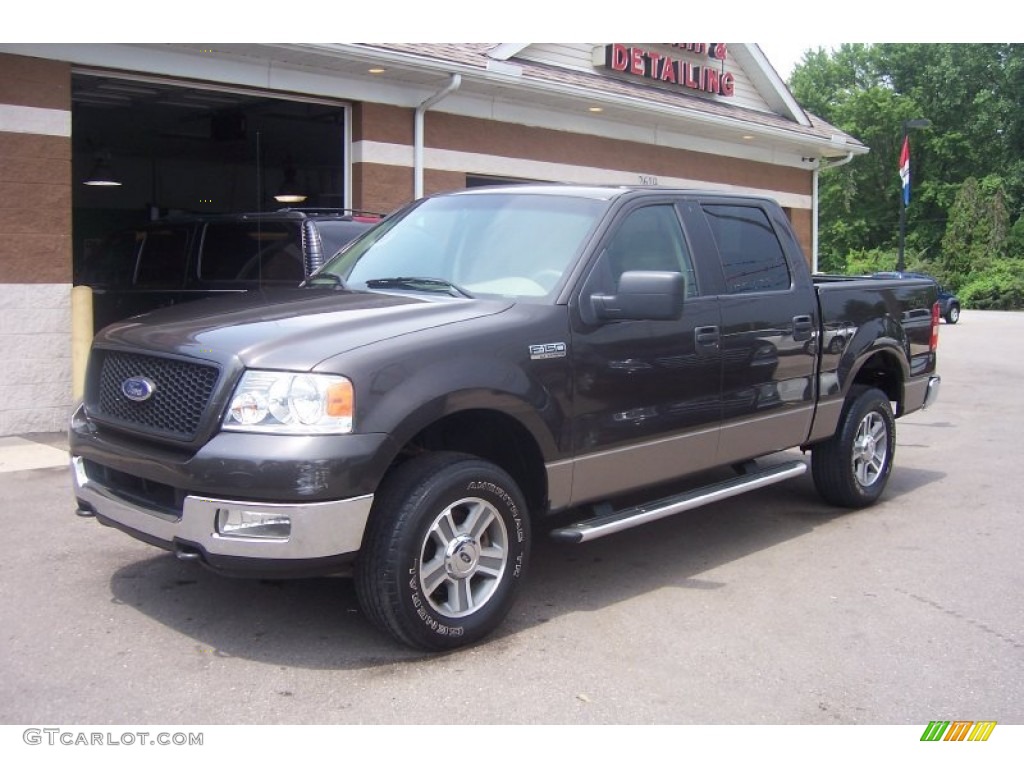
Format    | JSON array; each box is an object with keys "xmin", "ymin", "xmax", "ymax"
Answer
[
  {"xmin": 71, "ymin": 456, "xmax": 372, "ymax": 560},
  {"xmin": 923, "ymin": 375, "xmax": 941, "ymax": 409}
]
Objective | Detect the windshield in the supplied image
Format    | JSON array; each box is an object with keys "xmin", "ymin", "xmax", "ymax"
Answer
[{"xmin": 314, "ymin": 192, "xmax": 607, "ymax": 299}]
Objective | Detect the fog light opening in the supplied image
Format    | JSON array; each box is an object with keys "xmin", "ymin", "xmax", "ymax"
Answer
[{"xmin": 216, "ymin": 508, "xmax": 292, "ymax": 539}]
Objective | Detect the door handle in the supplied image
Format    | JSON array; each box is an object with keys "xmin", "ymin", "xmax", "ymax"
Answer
[
  {"xmin": 792, "ymin": 315, "xmax": 813, "ymax": 342},
  {"xmin": 695, "ymin": 325, "xmax": 720, "ymax": 347}
]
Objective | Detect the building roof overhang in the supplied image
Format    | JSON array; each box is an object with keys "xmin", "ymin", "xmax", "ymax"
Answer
[{"xmin": 307, "ymin": 42, "xmax": 867, "ymax": 162}]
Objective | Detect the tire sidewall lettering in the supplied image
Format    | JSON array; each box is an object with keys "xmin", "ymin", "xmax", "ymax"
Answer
[
  {"xmin": 407, "ymin": 564, "xmax": 465, "ymax": 638},
  {"xmin": 466, "ymin": 480, "xmax": 525, "ymax": 543}
]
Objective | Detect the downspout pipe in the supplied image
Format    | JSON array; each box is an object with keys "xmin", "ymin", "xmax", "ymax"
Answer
[
  {"xmin": 812, "ymin": 151, "xmax": 855, "ymax": 273},
  {"xmin": 414, "ymin": 74, "xmax": 462, "ymax": 199}
]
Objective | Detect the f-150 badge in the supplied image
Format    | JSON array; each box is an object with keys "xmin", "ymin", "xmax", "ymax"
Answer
[{"xmin": 529, "ymin": 342, "xmax": 567, "ymax": 360}]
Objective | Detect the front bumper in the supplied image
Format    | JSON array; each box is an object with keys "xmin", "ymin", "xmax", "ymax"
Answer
[{"xmin": 72, "ymin": 455, "xmax": 373, "ymax": 577}]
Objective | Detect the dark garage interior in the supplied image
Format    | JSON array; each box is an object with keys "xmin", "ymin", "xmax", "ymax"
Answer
[{"xmin": 71, "ymin": 73, "xmax": 349, "ymax": 285}]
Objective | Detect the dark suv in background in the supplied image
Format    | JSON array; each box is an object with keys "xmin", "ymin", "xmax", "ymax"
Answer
[
  {"xmin": 871, "ymin": 271, "xmax": 961, "ymax": 324},
  {"xmin": 79, "ymin": 209, "xmax": 381, "ymax": 331}
]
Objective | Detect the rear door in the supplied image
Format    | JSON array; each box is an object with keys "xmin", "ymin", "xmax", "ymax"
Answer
[{"xmin": 688, "ymin": 201, "xmax": 818, "ymax": 462}]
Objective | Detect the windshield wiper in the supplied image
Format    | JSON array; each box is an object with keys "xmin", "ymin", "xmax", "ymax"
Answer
[{"xmin": 365, "ymin": 277, "xmax": 474, "ymax": 298}]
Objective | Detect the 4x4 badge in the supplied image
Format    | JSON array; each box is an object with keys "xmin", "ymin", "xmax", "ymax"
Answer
[
  {"xmin": 121, "ymin": 376, "xmax": 157, "ymax": 402},
  {"xmin": 529, "ymin": 342, "xmax": 567, "ymax": 360}
]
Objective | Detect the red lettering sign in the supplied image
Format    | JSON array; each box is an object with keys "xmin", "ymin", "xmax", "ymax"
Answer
[
  {"xmin": 630, "ymin": 47, "xmax": 646, "ymax": 76},
  {"xmin": 609, "ymin": 43, "xmax": 629, "ymax": 72},
  {"xmin": 600, "ymin": 44, "xmax": 734, "ymax": 98}
]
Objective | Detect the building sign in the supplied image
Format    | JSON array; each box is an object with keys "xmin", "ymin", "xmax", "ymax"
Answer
[{"xmin": 595, "ymin": 43, "xmax": 735, "ymax": 97}]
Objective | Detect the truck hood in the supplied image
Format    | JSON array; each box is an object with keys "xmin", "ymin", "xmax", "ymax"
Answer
[{"xmin": 96, "ymin": 288, "xmax": 515, "ymax": 370}]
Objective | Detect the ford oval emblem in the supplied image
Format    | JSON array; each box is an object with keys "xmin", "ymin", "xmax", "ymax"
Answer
[{"xmin": 121, "ymin": 376, "xmax": 157, "ymax": 402}]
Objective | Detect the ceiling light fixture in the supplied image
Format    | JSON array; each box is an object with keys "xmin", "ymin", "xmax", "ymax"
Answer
[
  {"xmin": 273, "ymin": 166, "xmax": 307, "ymax": 204},
  {"xmin": 82, "ymin": 151, "xmax": 122, "ymax": 187}
]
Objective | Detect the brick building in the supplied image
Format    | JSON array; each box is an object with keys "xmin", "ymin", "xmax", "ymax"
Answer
[{"xmin": 0, "ymin": 43, "xmax": 866, "ymax": 435}]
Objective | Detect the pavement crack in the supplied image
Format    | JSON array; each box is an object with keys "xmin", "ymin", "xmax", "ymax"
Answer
[{"xmin": 896, "ymin": 588, "xmax": 1022, "ymax": 650}]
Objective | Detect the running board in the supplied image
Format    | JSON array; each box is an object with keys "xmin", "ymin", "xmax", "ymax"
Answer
[{"xmin": 549, "ymin": 460, "xmax": 807, "ymax": 544}]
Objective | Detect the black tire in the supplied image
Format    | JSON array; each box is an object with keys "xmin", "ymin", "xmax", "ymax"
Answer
[
  {"xmin": 946, "ymin": 304, "xmax": 960, "ymax": 324},
  {"xmin": 811, "ymin": 387, "xmax": 896, "ymax": 509},
  {"xmin": 355, "ymin": 452, "xmax": 531, "ymax": 651}
]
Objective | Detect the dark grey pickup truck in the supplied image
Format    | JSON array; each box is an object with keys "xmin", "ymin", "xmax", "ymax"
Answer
[{"xmin": 70, "ymin": 185, "xmax": 941, "ymax": 650}]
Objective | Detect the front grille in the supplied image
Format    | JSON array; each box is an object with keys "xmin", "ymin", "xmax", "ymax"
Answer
[{"xmin": 91, "ymin": 351, "xmax": 221, "ymax": 441}]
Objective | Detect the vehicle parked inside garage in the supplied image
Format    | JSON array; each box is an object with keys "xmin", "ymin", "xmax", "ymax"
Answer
[
  {"xmin": 70, "ymin": 185, "xmax": 941, "ymax": 651},
  {"xmin": 78, "ymin": 208, "xmax": 381, "ymax": 330},
  {"xmin": 871, "ymin": 271, "xmax": 961, "ymax": 324}
]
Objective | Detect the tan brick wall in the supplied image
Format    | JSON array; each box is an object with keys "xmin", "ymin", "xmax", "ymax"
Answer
[
  {"xmin": 352, "ymin": 162, "xmax": 414, "ymax": 213},
  {"xmin": 427, "ymin": 112, "xmax": 812, "ymax": 197},
  {"xmin": 0, "ymin": 54, "xmax": 73, "ymax": 434},
  {"xmin": 0, "ymin": 53, "xmax": 71, "ymax": 110},
  {"xmin": 424, "ymin": 169, "xmax": 466, "ymax": 198},
  {"xmin": 0, "ymin": 54, "xmax": 72, "ymax": 284},
  {"xmin": 351, "ymin": 102, "xmax": 413, "ymax": 145},
  {"xmin": 786, "ymin": 207, "xmax": 814, "ymax": 267}
]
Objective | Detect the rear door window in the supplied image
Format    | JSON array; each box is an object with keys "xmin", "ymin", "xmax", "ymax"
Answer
[
  {"xmin": 702, "ymin": 204, "xmax": 791, "ymax": 293},
  {"xmin": 80, "ymin": 228, "xmax": 140, "ymax": 286},
  {"xmin": 133, "ymin": 227, "xmax": 191, "ymax": 288},
  {"xmin": 198, "ymin": 222, "xmax": 303, "ymax": 283}
]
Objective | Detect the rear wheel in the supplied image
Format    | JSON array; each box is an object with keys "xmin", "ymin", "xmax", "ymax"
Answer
[
  {"xmin": 812, "ymin": 387, "xmax": 896, "ymax": 509},
  {"xmin": 355, "ymin": 452, "xmax": 530, "ymax": 651},
  {"xmin": 946, "ymin": 304, "xmax": 960, "ymax": 324}
]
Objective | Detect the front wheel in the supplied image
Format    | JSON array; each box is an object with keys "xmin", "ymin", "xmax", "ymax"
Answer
[
  {"xmin": 811, "ymin": 387, "xmax": 896, "ymax": 509},
  {"xmin": 355, "ymin": 452, "xmax": 530, "ymax": 651}
]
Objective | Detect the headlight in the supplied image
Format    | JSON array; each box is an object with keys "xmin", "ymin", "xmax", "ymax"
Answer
[{"xmin": 223, "ymin": 371, "xmax": 354, "ymax": 434}]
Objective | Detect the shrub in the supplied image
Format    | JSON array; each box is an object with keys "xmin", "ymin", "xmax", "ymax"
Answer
[
  {"xmin": 958, "ymin": 261, "xmax": 1024, "ymax": 310},
  {"xmin": 843, "ymin": 248, "xmax": 899, "ymax": 276}
]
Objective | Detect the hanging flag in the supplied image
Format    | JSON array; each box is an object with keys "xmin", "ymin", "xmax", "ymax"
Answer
[{"xmin": 899, "ymin": 135, "xmax": 911, "ymax": 206}]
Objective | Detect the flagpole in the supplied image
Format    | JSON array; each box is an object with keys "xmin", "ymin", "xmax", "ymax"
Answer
[{"xmin": 897, "ymin": 118, "xmax": 932, "ymax": 272}]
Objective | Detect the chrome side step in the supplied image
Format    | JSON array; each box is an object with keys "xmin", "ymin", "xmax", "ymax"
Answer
[{"xmin": 549, "ymin": 460, "xmax": 807, "ymax": 543}]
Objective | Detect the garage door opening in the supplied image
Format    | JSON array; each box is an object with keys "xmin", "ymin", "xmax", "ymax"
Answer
[{"xmin": 71, "ymin": 73, "xmax": 350, "ymax": 287}]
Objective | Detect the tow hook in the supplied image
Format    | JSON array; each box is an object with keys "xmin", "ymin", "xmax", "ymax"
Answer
[{"xmin": 174, "ymin": 545, "xmax": 202, "ymax": 563}]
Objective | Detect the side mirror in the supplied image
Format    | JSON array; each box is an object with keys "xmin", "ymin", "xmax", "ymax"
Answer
[{"xmin": 591, "ymin": 270, "xmax": 685, "ymax": 321}]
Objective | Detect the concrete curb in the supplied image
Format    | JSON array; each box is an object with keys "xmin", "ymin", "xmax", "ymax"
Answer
[{"xmin": 0, "ymin": 435, "xmax": 68, "ymax": 473}]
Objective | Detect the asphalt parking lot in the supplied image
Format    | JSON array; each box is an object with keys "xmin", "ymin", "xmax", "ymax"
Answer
[{"xmin": 1, "ymin": 310, "xmax": 1021, "ymax": 727}]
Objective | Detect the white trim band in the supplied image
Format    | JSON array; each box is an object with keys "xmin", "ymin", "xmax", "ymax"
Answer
[{"xmin": 0, "ymin": 104, "xmax": 71, "ymax": 137}]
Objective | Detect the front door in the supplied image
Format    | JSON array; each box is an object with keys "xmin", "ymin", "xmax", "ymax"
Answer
[{"xmin": 568, "ymin": 201, "xmax": 723, "ymax": 505}]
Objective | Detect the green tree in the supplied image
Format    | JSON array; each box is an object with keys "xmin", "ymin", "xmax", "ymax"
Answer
[
  {"xmin": 939, "ymin": 176, "xmax": 1009, "ymax": 290},
  {"xmin": 789, "ymin": 43, "xmax": 1024, "ymax": 297}
]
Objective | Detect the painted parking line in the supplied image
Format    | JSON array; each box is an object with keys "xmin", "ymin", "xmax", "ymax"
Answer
[{"xmin": 0, "ymin": 436, "xmax": 68, "ymax": 473}]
